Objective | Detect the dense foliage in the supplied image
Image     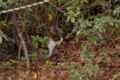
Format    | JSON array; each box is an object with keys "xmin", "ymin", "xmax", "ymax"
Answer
[{"xmin": 0, "ymin": 0, "xmax": 120, "ymax": 79}]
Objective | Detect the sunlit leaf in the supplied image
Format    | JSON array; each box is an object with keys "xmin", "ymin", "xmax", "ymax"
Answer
[
  {"xmin": 112, "ymin": 77, "xmax": 114, "ymax": 80},
  {"xmin": 66, "ymin": 16, "xmax": 71, "ymax": 22},
  {"xmin": 84, "ymin": 0, "xmax": 88, "ymax": 4},
  {"xmin": 69, "ymin": 10, "xmax": 74, "ymax": 15},
  {"xmin": 109, "ymin": 22, "xmax": 114, "ymax": 26},
  {"xmin": 71, "ymin": 17, "xmax": 75, "ymax": 23},
  {"xmin": 48, "ymin": 14, "xmax": 53, "ymax": 21},
  {"xmin": 0, "ymin": 36, "xmax": 2, "ymax": 43},
  {"xmin": 33, "ymin": 73, "xmax": 37, "ymax": 79}
]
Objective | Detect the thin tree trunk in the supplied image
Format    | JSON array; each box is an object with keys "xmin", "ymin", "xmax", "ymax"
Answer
[{"xmin": 12, "ymin": 11, "xmax": 30, "ymax": 72}]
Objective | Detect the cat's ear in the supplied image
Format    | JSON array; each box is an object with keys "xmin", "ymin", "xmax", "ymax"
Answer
[{"xmin": 50, "ymin": 25, "xmax": 57, "ymax": 31}]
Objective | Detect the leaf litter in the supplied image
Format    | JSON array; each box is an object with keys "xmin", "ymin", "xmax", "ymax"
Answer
[{"xmin": 0, "ymin": 35, "xmax": 120, "ymax": 80}]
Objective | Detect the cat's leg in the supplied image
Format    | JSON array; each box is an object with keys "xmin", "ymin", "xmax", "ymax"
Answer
[
  {"xmin": 47, "ymin": 40, "xmax": 56, "ymax": 58},
  {"xmin": 56, "ymin": 37, "xmax": 63, "ymax": 49},
  {"xmin": 45, "ymin": 40, "xmax": 56, "ymax": 58},
  {"xmin": 40, "ymin": 37, "xmax": 63, "ymax": 59}
]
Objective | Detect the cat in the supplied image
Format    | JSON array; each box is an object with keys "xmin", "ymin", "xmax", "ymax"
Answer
[
  {"xmin": 39, "ymin": 26, "xmax": 63, "ymax": 58},
  {"xmin": 0, "ymin": 26, "xmax": 63, "ymax": 61}
]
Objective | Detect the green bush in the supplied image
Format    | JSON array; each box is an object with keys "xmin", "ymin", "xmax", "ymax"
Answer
[{"xmin": 64, "ymin": 0, "xmax": 120, "ymax": 79}]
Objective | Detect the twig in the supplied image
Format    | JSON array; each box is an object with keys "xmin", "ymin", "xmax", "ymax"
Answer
[
  {"xmin": 48, "ymin": 1, "xmax": 67, "ymax": 14},
  {"xmin": 61, "ymin": 0, "xmax": 76, "ymax": 9},
  {"xmin": 53, "ymin": 0, "xmax": 61, "ymax": 27},
  {"xmin": 12, "ymin": 11, "xmax": 30, "ymax": 72}
]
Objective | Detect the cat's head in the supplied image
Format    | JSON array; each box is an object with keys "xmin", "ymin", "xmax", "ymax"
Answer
[{"xmin": 50, "ymin": 25, "xmax": 62, "ymax": 41}]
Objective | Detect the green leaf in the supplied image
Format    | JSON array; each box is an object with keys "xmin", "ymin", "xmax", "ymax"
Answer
[
  {"xmin": 7, "ymin": 0, "xmax": 16, "ymax": 5},
  {"xmin": 66, "ymin": 16, "xmax": 71, "ymax": 22},
  {"xmin": 0, "ymin": 36, "xmax": 2, "ymax": 43},
  {"xmin": 43, "ymin": 49, "xmax": 48, "ymax": 54},
  {"xmin": 115, "ymin": 24, "xmax": 119, "ymax": 29},
  {"xmin": 9, "ymin": 66, "xmax": 15, "ymax": 72},
  {"xmin": 111, "ymin": 28, "xmax": 115, "ymax": 35},
  {"xmin": 69, "ymin": 10, "xmax": 74, "ymax": 15},
  {"xmin": 0, "ymin": 2, "xmax": 9, "ymax": 8},
  {"xmin": 76, "ymin": 6, "xmax": 80, "ymax": 10},
  {"xmin": 65, "ymin": 33, "xmax": 72, "ymax": 39},
  {"xmin": 46, "ymin": 60, "xmax": 52, "ymax": 66},
  {"xmin": 84, "ymin": 0, "xmax": 88, "ymax": 4},
  {"xmin": 113, "ymin": 10, "xmax": 117, "ymax": 15},
  {"xmin": 66, "ymin": 6, "xmax": 73, "ymax": 10},
  {"xmin": 2, "ymin": 35, "xmax": 8, "ymax": 41},
  {"xmin": 109, "ymin": 22, "xmax": 114, "ymax": 26},
  {"xmin": 115, "ymin": 0, "xmax": 118, "ymax": 2},
  {"xmin": 76, "ymin": 10, "xmax": 80, "ymax": 15},
  {"xmin": 71, "ymin": 17, "xmax": 75, "ymax": 23},
  {"xmin": 35, "ymin": 43, "xmax": 38, "ymax": 48},
  {"xmin": 36, "ymin": 35, "xmax": 40, "ymax": 41}
]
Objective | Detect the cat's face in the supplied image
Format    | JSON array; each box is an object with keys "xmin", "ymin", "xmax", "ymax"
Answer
[{"xmin": 49, "ymin": 27, "xmax": 61, "ymax": 42}]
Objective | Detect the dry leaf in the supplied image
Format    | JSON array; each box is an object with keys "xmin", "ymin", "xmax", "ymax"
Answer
[
  {"xmin": 57, "ymin": 57, "xmax": 66, "ymax": 62},
  {"xmin": 33, "ymin": 73, "xmax": 37, "ymax": 79},
  {"xmin": 48, "ymin": 14, "xmax": 52, "ymax": 21},
  {"xmin": 49, "ymin": 71, "xmax": 55, "ymax": 78},
  {"xmin": 0, "ymin": 76, "xmax": 4, "ymax": 80},
  {"xmin": 100, "ymin": 71, "xmax": 105, "ymax": 75},
  {"xmin": 112, "ymin": 77, "xmax": 114, "ymax": 80},
  {"xmin": 59, "ymin": 71, "xmax": 67, "ymax": 78}
]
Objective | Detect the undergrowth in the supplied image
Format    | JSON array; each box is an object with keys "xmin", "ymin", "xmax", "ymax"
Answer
[{"xmin": 0, "ymin": 0, "xmax": 120, "ymax": 79}]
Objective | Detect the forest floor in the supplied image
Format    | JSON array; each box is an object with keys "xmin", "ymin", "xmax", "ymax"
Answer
[{"xmin": 0, "ymin": 35, "xmax": 120, "ymax": 80}]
